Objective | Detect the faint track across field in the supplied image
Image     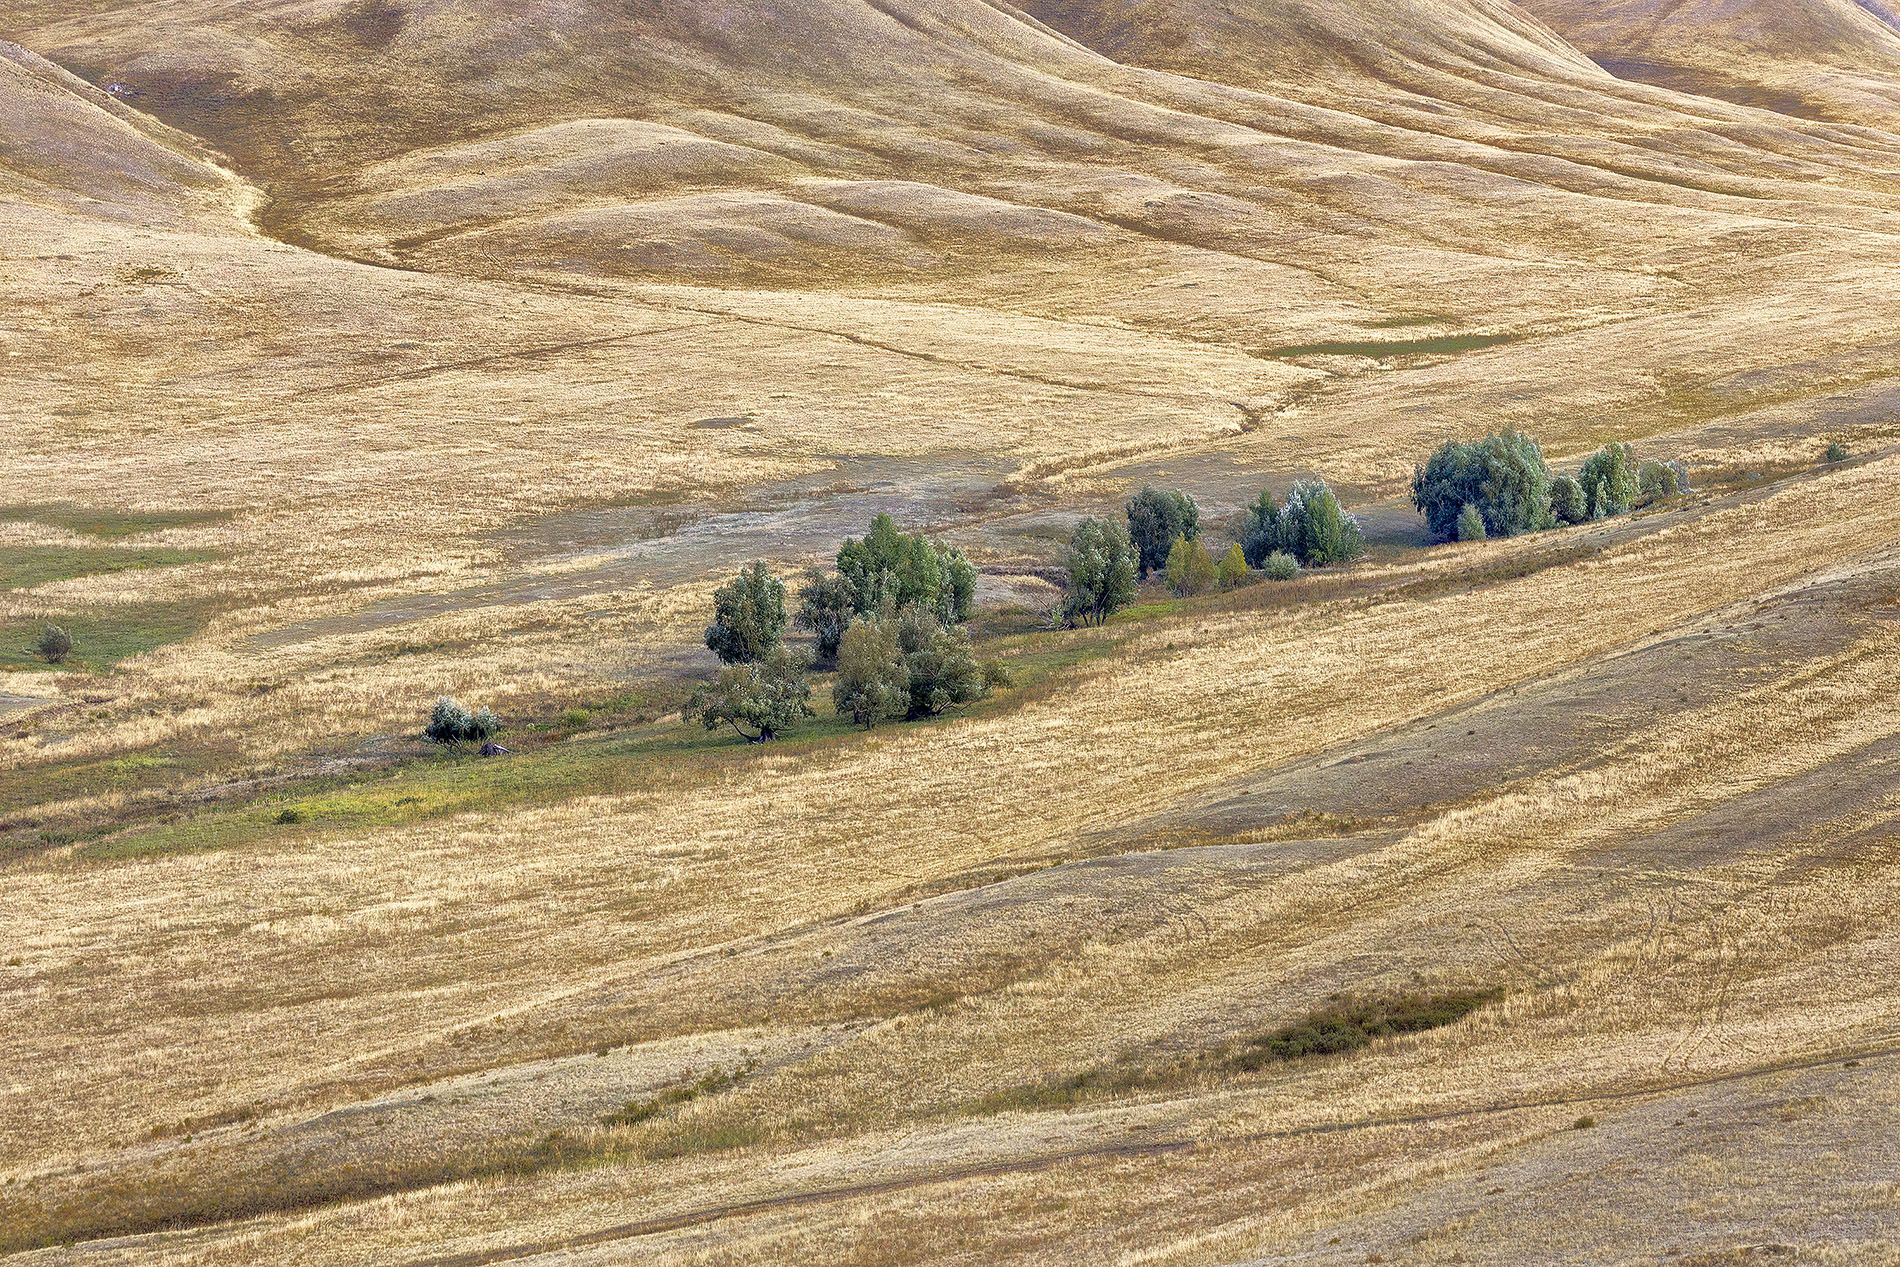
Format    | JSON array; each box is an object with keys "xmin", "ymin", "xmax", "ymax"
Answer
[{"xmin": 409, "ymin": 1034, "xmax": 1900, "ymax": 1267}]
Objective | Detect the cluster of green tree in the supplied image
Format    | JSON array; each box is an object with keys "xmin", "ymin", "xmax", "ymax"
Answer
[
  {"xmin": 1060, "ymin": 479, "xmax": 1358, "ymax": 624},
  {"xmin": 693, "ymin": 515, "xmax": 992, "ymax": 742},
  {"xmin": 1240, "ymin": 479, "xmax": 1363, "ymax": 568},
  {"xmin": 1413, "ymin": 432, "xmax": 1690, "ymax": 543},
  {"xmin": 794, "ymin": 514, "xmax": 976, "ymax": 666}
]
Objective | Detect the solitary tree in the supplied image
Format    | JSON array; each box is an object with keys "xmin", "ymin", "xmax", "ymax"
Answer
[
  {"xmin": 795, "ymin": 569, "xmax": 856, "ymax": 667},
  {"xmin": 1826, "ymin": 441, "xmax": 1850, "ymax": 464},
  {"xmin": 1060, "ymin": 517, "xmax": 1139, "ymax": 627},
  {"xmin": 705, "ymin": 562, "xmax": 788, "ymax": 664},
  {"xmin": 1164, "ymin": 534, "xmax": 1217, "ymax": 596},
  {"xmin": 1578, "ymin": 443, "xmax": 1638, "ymax": 519},
  {"xmin": 35, "ymin": 623, "xmax": 73, "ymax": 665},
  {"xmin": 693, "ymin": 649, "xmax": 812, "ymax": 743},
  {"xmin": 1125, "ymin": 486, "xmax": 1200, "ymax": 578},
  {"xmin": 832, "ymin": 619, "xmax": 909, "ymax": 729}
]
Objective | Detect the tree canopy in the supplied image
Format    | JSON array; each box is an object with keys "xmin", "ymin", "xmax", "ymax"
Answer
[
  {"xmin": 1060, "ymin": 517, "xmax": 1139, "ymax": 627},
  {"xmin": 1412, "ymin": 431, "xmax": 1553, "ymax": 542},
  {"xmin": 1578, "ymin": 442, "xmax": 1638, "ymax": 519},
  {"xmin": 835, "ymin": 514, "xmax": 976, "ymax": 626},
  {"xmin": 705, "ymin": 561, "xmax": 789, "ymax": 664},
  {"xmin": 1126, "ymin": 486, "xmax": 1199, "ymax": 578},
  {"xmin": 693, "ymin": 649, "xmax": 812, "ymax": 742}
]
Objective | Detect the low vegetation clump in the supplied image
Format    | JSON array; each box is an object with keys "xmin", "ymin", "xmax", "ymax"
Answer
[
  {"xmin": 35, "ymin": 623, "xmax": 72, "ymax": 665},
  {"xmin": 1222, "ymin": 988, "xmax": 1502, "ymax": 1072},
  {"xmin": 1413, "ymin": 430, "xmax": 1554, "ymax": 541},
  {"xmin": 1164, "ymin": 534, "xmax": 1217, "ymax": 597},
  {"xmin": 1244, "ymin": 480, "xmax": 1363, "ymax": 566},
  {"xmin": 1262, "ymin": 550, "xmax": 1300, "ymax": 581},
  {"xmin": 1126, "ymin": 485, "xmax": 1200, "ymax": 577},
  {"xmin": 604, "ymin": 1062, "xmax": 755, "ymax": 1128},
  {"xmin": 1059, "ymin": 516, "xmax": 1139, "ymax": 626},
  {"xmin": 693, "ymin": 648, "xmax": 812, "ymax": 742},
  {"xmin": 1638, "ymin": 458, "xmax": 1687, "ymax": 501},
  {"xmin": 967, "ymin": 988, "xmax": 1502, "ymax": 1119},
  {"xmin": 423, "ymin": 696, "xmax": 499, "ymax": 749},
  {"xmin": 705, "ymin": 561, "xmax": 789, "ymax": 665},
  {"xmin": 1825, "ymin": 441, "xmax": 1849, "ymax": 464}
]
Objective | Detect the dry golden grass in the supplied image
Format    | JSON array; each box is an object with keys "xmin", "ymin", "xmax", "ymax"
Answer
[{"xmin": 5, "ymin": 2, "xmax": 1900, "ymax": 1262}]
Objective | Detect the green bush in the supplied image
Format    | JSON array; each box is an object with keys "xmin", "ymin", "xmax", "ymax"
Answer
[
  {"xmin": 1549, "ymin": 473, "xmax": 1586, "ymax": 526},
  {"xmin": 1240, "ymin": 490, "xmax": 1281, "ymax": 568},
  {"xmin": 1637, "ymin": 458, "xmax": 1687, "ymax": 502},
  {"xmin": 1125, "ymin": 486, "xmax": 1199, "ymax": 578},
  {"xmin": 1262, "ymin": 550, "xmax": 1300, "ymax": 582},
  {"xmin": 794, "ymin": 569, "xmax": 856, "ymax": 666},
  {"xmin": 692, "ymin": 649, "xmax": 812, "ymax": 742},
  {"xmin": 836, "ymin": 514, "xmax": 975, "ymax": 626},
  {"xmin": 35, "ymin": 623, "xmax": 73, "ymax": 664},
  {"xmin": 1216, "ymin": 542, "xmax": 1249, "ymax": 590},
  {"xmin": 1060, "ymin": 517, "xmax": 1139, "ymax": 627},
  {"xmin": 1825, "ymin": 441, "xmax": 1849, "ymax": 464},
  {"xmin": 704, "ymin": 561, "xmax": 788, "ymax": 665},
  {"xmin": 1578, "ymin": 442, "xmax": 1639, "ymax": 519},
  {"xmin": 424, "ymin": 696, "xmax": 500, "ymax": 748},
  {"xmin": 895, "ymin": 607, "xmax": 987, "ymax": 719},
  {"xmin": 1164, "ymin": 534, "xmax": 1217, "ymax": 597},
  {"xmin": 1412, "ymin": 431, "xmax": 1553, "ymax": 541},
  {"xmin": 832, "ymin": 619, "xmax": 908, "ymax": 729},
  {"xmin": 1279, "ymin": 479, "xmax": 1363, "ymax": 565},
  {"xmin": 1456, "ymin": 502, "xmax": 1487, "ymax": 542}
]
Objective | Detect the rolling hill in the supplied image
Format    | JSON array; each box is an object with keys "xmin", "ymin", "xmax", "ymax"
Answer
[{"xmin": 4, "ymin": 2, "xmax": 1900, "ymax": 1264}]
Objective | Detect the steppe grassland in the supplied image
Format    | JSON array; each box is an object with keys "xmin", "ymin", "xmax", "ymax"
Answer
[{"xmin": 10, "ymin": 456, "xmax": 1899, "ymax": 1181}]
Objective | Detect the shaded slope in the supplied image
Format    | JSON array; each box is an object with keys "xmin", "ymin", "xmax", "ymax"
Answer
[
  {"xmin": 1519, "ymin": 0, "xmax": 1900, "ymax": 122},
  {"xmin": 0, "ymin": 38, "xmax": 250, "ymax": 226}
]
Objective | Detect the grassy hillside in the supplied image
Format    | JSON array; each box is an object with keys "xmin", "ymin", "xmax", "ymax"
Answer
[{"xmin": 3, "ymin": 2, "xmax": 1900, "ymax": 1263}]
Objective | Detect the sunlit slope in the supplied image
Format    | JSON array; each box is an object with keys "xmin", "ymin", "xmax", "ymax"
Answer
[
  {"xmin": 11, "ymin": 0, "xmax": 1900, "ymax": 298},
  {"xmin": 1518, "ymin": 0, "xmax": 1900, "ymax": 122}
]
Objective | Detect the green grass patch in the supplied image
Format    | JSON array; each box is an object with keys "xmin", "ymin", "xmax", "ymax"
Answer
[
  {"xmin": 0, "ymin": 502, "xmax": 230, "ymax": 539},
  {"xmin": 0, "ymin": 601, "xmax": 218, "ymax": 673},
  {"xmin": 0, "ymin": 544, "xmax": 217, "ymax": 591},
  {"xmin": 1260, "ymin": 333, "xmax": 1516, "ymax": 360}
]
